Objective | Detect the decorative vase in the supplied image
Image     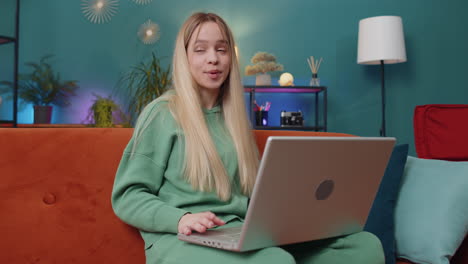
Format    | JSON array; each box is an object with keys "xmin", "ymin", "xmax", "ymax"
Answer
[
  {"xmin": 309, "ymin": 73, "xmax": 320, "ymax": 86},
  {"xmin": 255, "ymin": 74, "xmax": 272, "ymax": 86},
  {"xmin": 34, "ymin": 105, "xmax": 53, "ymax": 124}
]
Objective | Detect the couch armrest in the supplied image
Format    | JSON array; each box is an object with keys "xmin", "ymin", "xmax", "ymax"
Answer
[{"xmin": 414, "ymin": 104, "xmax": 468, "ymax": 161}]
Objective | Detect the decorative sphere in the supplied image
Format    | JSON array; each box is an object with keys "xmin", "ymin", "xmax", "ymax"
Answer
[{"xmin": 278, "ymin": 72, "xmax": 294, "ymax": 86}]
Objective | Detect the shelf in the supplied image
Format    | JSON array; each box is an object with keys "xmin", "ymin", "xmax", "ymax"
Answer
[
  {"xmin": 1, "ymin": 0, "xmax": 20, "ymax": 126},
  {"xmin": 15, "ymin": 124, "xmax": 89, "ymax": 128},
  {"xmin": 245, "ymin": 85, "xmax": 327, "ymax": 132},
  {"xmin": 0, "ymin": 36, "xmax": 16, "ymax": 45},
  {"xmin": 0, "ymin": 120, "xmax": 16, "ymax": 128},
  {"xmin": 244, "ymin": 85, "xmax": 326, "ymax": 93},
  {"xmin": 0, "ymin": 120, "xmax": 15, "ymax": 124},
  {"xmin": 0, "ymin": 124, "xmax": 127, "ymax": 128},
  {"xmin": 254, "ymin": 126, "xmax": 325, "ymax": 131}
]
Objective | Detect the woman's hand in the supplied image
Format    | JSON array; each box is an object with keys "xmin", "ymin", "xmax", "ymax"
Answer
[{"xmin": 178, "ymin": 212, "xmax": 225, "ymax": 235}]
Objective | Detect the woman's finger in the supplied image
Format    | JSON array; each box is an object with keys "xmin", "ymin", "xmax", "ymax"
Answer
[
  {"xmin": 200, "ymin": 218, "xmax": 214, "ymax": 228},
  {"xmin": 192, "ymin": 222, "xmax": 207, "ymax": 233},
  {"xmin": 212, "ymin": 216, "xmax": 225, "ymax": 226},
  {"xmin": 202, "ymin": 212, "xmax": 225, "ymax": 226},
  {"xmin": 203, "ymin": 211, "xmax": 216, "ymax": 219}
]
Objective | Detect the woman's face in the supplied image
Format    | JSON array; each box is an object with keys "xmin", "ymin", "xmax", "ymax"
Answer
[{"xmin": 187, "ymin": 22, "xmax": 231, "ymax": 93}]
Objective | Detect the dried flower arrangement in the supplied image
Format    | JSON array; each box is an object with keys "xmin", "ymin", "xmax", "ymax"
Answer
[
  {"xmin": 307, "ymin": 56, "xmax": 323, "ymax": 86},
  {"xmin": 245, "ymin": 52, "xmax": 284, "ymax": 76},
  {"xmin": 307, "ymin": 56, "xmax": 323, "ymax": 76}
]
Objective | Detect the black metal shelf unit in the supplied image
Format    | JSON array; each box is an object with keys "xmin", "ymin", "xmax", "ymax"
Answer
[
  {"xmin": 0, "ymin": 0, "xmax": 20, "ymax": 127},
  {"xmin": 244, "ymin": 85, "xmax": 327, "ymax": 131}
]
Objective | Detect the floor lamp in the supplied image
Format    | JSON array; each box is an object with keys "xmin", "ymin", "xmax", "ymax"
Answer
[{"xmin": 357, "ymin": 16, "xmax": 407, "ymax": 137}]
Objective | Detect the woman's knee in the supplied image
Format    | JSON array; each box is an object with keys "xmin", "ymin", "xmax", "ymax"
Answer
[
  {"xmin": 252, "ymin": 247, "xmax": 295, "ymax": 264},
  {"xmin": 344, "ymin": 231, "xmax": 385, "ymax": 264},
  {"xmin": 350, "ymin": 231, "xmax": 383, "ymax": 250}
]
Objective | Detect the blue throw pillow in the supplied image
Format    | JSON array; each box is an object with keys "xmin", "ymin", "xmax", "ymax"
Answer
[
  {"xmin": 364, "ymin": 144, "xmax": 409, "ymax": 264},
  {"xmin": 394, "ymin": 156, "xmax": 468, "ymax": 264}
]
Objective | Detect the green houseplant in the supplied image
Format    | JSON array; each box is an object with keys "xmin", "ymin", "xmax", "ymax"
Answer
[
  {"xmin": 117, "ymin": 52, "xmax": 171, "ymax": 123},
  {"xmin": 88, "ymin": 94, "xmax": 118, "ymax": 128},
  {"xmin": 0, "ymin": 55, "xmax": 79, "ymax": 124},
  {"xmin": 86, "ymin": 94, "xmax": 131, "ymax": 128}
]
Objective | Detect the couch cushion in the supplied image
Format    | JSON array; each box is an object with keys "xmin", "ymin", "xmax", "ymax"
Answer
[
  {"xmin": 0, "ymin": 128, "xmax": 145, "ymax": 263},
  {"xmin": 414, "ymin": 104, "xmax": 468, "ymax": 161},
  {"xmin": 365, "ymin": 144, "xmax": 409, "ymax": 264},
  {"xmin": 395, "ymin": 156, "xmax": 468, "ymax": 264}
]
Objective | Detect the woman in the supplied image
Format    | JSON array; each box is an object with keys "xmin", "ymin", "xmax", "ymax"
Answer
[{"xmin": 112, "ymin": 12, "xmax": 384, "ymax": 264}]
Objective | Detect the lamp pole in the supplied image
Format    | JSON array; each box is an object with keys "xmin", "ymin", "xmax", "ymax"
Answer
[
  {"xmin": 357, "ymin": 16, "xmax": 406, "ymax": 137},
  {"xmin": 380, "ymin": 60, "xmax": 386, "ymax": 137}
]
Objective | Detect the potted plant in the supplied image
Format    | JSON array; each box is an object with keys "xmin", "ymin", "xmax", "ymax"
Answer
[
  {"xmin": 245, "ymin": 52, "xmax": 284, "ymax": 85},
  {"xmin": 86, "ymin": 94, "xmax": 131, "ymax": 128},
  {"xmin": 116, "ymin": 52, "xmax": 171, "ymax": 123},
  {"xmin": 0, "ymin": 55, "xmax": 79, "ymax": 124},
  {"xmin": 87, "ymin": 94, "xmax": 118, "ymax": 127}
]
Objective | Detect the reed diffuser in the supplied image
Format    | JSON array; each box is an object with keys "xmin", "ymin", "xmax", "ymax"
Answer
[{"xmin": 307, "ymin": 56, "xmax": 323, "ymax": 86}]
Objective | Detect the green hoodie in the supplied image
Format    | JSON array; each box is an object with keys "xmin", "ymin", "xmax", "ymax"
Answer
[{"xmin": 111, "ymin": 101, "xmax": 249, "ymax": 247}]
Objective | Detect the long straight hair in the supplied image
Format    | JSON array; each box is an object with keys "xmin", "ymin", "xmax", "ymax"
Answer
[{"xmin": 134, "ymin": 13, "xmax": 259, "ymax": 201}]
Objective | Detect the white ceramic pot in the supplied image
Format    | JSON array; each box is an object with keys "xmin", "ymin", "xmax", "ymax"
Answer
[{"xmin": 255, "ymin": 74, "xmax": 272, "ymax": 86}]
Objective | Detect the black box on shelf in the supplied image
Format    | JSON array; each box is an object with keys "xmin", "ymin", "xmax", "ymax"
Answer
[{"xmin": 280, "ymin": 111, "xmax": 304, "ymax": 127}]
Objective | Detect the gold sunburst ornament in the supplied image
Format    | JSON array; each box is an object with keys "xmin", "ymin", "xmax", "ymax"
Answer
[
  {"xmin": 132, "ymin": 0, "xmax": 153, "ymax": 4},
  {"xmin": 81, "ymin": 0, "xmax": 119, "ymax": 24},
  {"xmin": 138, "ymin": 19, "xmax": 160, "ymax": 45}
]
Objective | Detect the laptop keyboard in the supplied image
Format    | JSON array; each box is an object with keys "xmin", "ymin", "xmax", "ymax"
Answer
[{"xmin": 209, "ymin": 227, "xmax": 242, "ymax": 241}]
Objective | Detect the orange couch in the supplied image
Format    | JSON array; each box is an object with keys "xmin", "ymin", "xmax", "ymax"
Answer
[{"xmin": 0, "ymin": 128, "xmax": 350, "ymax": 263}]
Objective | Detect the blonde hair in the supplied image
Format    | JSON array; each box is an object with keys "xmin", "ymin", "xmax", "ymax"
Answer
[{"xmin": 134, "ymin": 13, "xmax": 259, "ymax": 201}]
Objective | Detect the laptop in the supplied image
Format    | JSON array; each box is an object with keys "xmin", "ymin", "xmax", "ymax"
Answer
[{"xmin": 178, "ymin": 136, "xmax": 395, "ymax": 252}]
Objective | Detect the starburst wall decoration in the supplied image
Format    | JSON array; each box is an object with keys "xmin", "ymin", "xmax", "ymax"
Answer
[
  {"xmin": 81, "ymin": 0, "xmax": 119, "ymax": 24},
  {"xmin": 132, "ymin": 0, "xmax": 153, "ymax": 5},
  {"xmin": 138, "ymin": 19, "xmax": 160, "ymax": 45}
]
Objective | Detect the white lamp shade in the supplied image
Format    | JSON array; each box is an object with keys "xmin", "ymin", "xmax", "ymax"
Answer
[{"xmin": 357, "ymin": 16, "xmax": 407, "ymax": 65}]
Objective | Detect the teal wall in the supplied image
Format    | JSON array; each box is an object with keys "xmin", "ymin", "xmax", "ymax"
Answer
[{"xmin": 2, "ymin": 0, "xmax": 468, "ymax": 155}]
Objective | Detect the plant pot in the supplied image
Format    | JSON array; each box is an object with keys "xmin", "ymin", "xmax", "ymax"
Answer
[
  {"xmin": 255, "ymin": 74, "xmax": 272, "ymax": 86},
  {"xmin": 34, "ymin": 105, "xmax": 53, "ymax": 124}
]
